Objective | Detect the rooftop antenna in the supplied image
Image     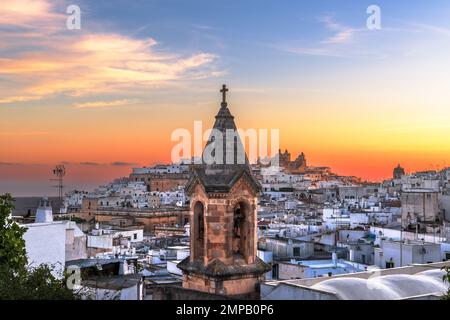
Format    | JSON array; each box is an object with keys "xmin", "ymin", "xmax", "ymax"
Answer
[{"xmin": 51, "ymin": 164, "xmax": 65, "ymax": 213}]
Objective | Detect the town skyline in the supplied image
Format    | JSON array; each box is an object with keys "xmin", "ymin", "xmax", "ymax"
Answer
[
  {"xmin": 1, "ymin": 149, "xmax": 446, "ymax": 197},
  {"xmin": 2, "ymin": 0, "xmax": 450, "ymax": 195}
]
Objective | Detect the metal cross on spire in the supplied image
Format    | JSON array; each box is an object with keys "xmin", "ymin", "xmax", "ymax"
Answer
[{"xmin": 220, "ymin": 84, "xmax": 228, "ymax": 105}]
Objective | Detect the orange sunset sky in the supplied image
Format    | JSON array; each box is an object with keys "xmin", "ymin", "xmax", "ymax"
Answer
[{"xmin": 1, "ymin": 0, "xmax": 450, "ymax": 196}]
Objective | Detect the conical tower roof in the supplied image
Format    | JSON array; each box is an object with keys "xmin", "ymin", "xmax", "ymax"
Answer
[
  {"xmin": 186, "ymin": 85, "xmax": 260, "ymax": 194},
  {"xmin": 202, "ymin": 85, "xmax": 249, "ymax": 167}
]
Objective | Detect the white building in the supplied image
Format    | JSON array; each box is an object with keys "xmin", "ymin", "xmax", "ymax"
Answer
[
  {"xmin": 35, "ymin": 197, "xmax": 53, "ymax": 223},
  {"xmin": 23, "ymin": 222, "xmax": 66, "ymax": 274},
  {"xmin": 374, "ymin": 239, "xmax": 442, "ymax": 269},
  {"xmin": 22, "ymin": 220, "xmax": 86, "ymax": 276},
  {"xmin": 87, "ymin": 226, "xmax": 144, "ymax": 257}
]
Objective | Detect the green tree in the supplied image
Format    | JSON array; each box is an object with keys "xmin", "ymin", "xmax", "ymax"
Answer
[
  {"xmin": 443, "ymin": 266, "xmax": 450, "ymax": 300},
  {"xmin": 0, "ymin": 193, "xmax": 28, "ymax": 274},
  {"xmin": 0, "ymin": 193, "xmax": 81, "ymax": 300}
]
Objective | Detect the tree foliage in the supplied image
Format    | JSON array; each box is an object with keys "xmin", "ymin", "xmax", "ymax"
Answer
[
  {"xmin": 0, "ymin": 193, "xmax": 80, "ymax": 300},
  {"xmin": 0, "ymin": 193, "xmax": 28, "ymax": 273},
  {"xmin": 0, "ymin": 264, "xmax": 80, "ymax": 300},
  {"xmin": 443, "ymin": 266, "xmax": 450, "ymax": 300}
]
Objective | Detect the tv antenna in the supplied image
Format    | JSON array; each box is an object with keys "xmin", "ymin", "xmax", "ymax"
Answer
[{"xmin": 51, "ymin": 164, "xmax": 65, "ymax": 212}]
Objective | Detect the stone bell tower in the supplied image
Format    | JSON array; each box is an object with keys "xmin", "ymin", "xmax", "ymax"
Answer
[{"xmin": 177, "ymin": 85, "xmax": 270, "ymax": 299}]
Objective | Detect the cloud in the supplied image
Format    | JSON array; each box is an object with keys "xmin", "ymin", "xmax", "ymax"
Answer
[
  {"xmin": 79, "ymin": 162, "xmax": 102, "ymax": 166},
  {"xmin": 0, "ymin": 1, "xmax": 221, "ymax": 105},
  {"xmin": 68, "ymin": 161, "xmax": 139, "ymax": 166},
  {"xmin": 23, "ymin": 161, "xmax": 140, "ymax": 166},
  {"xmin": 0, "ymin": 162, "xmax": 22, "ymax": 166},
  {"xmin": 323, "ymin": 29, "xmax": 355, "ymax": 44},
  {"xmin": 319, "ymin": 15, "xmax": 356, "ymax": 45},
  {"xmin": 275, "ymin": 45, "xmax": 345, "ymax": 57},
  {"xmin": 409, "ymin": 23, "xmax": 450, "ymax": 37},
  {"xmin": 73, "ymin": 99, "xmax": 138, "ymax": 109},
  {"xmin": 0, "ymin": 95, "xmax": 44, "ymax": 104},
  {"xmin": 110, "ymin": 162, "xmax": 138, "ymax": 167},
  {"xmin": 0, "ymin": 0, "xmax": 62, "ymax": 26},
  {"xmin": 272, "ymin": 15, "xmax": 365, "ymax": 58}
]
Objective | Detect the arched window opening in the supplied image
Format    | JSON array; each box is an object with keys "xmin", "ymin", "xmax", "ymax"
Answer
[
  {"xmin": 233, "ymin": 202, "xmax": 248, "ymax": 258},
  {"xmin": 193, "ymin": 201, "xmax": 205, "ymax": 260}
]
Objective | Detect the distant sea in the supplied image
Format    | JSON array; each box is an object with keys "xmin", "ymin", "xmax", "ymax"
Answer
[{"xmin": 12, "ymin": 196, "xmax": 62, "ymax": 217}]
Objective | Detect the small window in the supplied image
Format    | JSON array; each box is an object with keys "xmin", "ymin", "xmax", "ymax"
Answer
[{"xmin": 134, "ymin": 233, "xmax": 137, "ymax": 240}]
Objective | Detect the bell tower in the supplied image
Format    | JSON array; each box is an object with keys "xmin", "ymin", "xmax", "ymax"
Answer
[{"xmin": 178, "ymin": 85, "xmax": 270, "ymax": 299}]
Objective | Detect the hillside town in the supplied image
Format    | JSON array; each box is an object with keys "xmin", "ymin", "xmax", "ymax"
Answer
[
  {"xmin": 12, "ymin": 146, "xmax": 450, "ymax": 299},
  {"xmin": 2, "ymin": 0, "xmax": 450, "ymax": 313},
  {"xmin": 7, "ymin": 82, "xmax": 450, "ymax": 300}
]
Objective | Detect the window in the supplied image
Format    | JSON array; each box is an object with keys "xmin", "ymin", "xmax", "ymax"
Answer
[
  {"xmin": 193, "ymin": 202, "xmax": 205, "ymax": 260},
  {"xmin": 134, "ymin": 233, "xmax": 137, "ymax": 240},
  {"xmin": 233, "ymin": 202, "xmax": 251, "ymax": 259},
  {"xmin": 293, "ymin": 247, "xmax": 301, "ymax": 257},
  {"xmin": 272, "ymin": 264, "xmax": 279, "ymax": 279},
  {"xmin": 233, "ymin": 205, "xmax": 244, "ymax": 255}
]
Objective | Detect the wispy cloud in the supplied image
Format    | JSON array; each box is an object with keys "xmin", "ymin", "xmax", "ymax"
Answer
[
  {"xmin": 272, "ymin": 14, "xmax": 368, "ymax": 58},
  {"xmin": 0, "ymin": 0, "xmax": 62, "ymax": 26},
  {"xmin": 110, "ymin": 162, "xmax": 138, "ymax": 167},
  {"xmin": 76, "ymin": 161, "xmax": 139, "ymax": 167},
  {"xmin": 4, "ymin": 161, "xmax": 140, "ymax": 167},
  {"xmin": 0, "ymin": 162, "xmax": 22, "ymax": 166},
  {"xmin": 73, "ymin": 99, "xmax": 138, "ymax": 109},
  {"xmin": 0, "ymin": 0, "xmax": 221, "ymax": 105},
  {"xmin": 78, "ymin": 162, "xmax": 102, "ymax": 166},
  {"xmin": 319, "ymin": 15, "xmax": 356, "ymax": 44},
  {"xmin": 0, "ymin": 95, "xmax": 44, "ymax": 104},
  {"xmin": 409, "ymin": 22, "xmax": 450, "ymax": 37}
]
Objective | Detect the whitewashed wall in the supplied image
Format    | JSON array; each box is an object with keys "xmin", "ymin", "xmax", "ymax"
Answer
[{"xmin": 22, "ymin": 222, "xmax": 67, "ymax": 275}]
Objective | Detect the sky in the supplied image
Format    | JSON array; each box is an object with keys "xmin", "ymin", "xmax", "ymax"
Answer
[{"xmin": 1, "ymin": 0, "xmax": 450, "ymax": 196}]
